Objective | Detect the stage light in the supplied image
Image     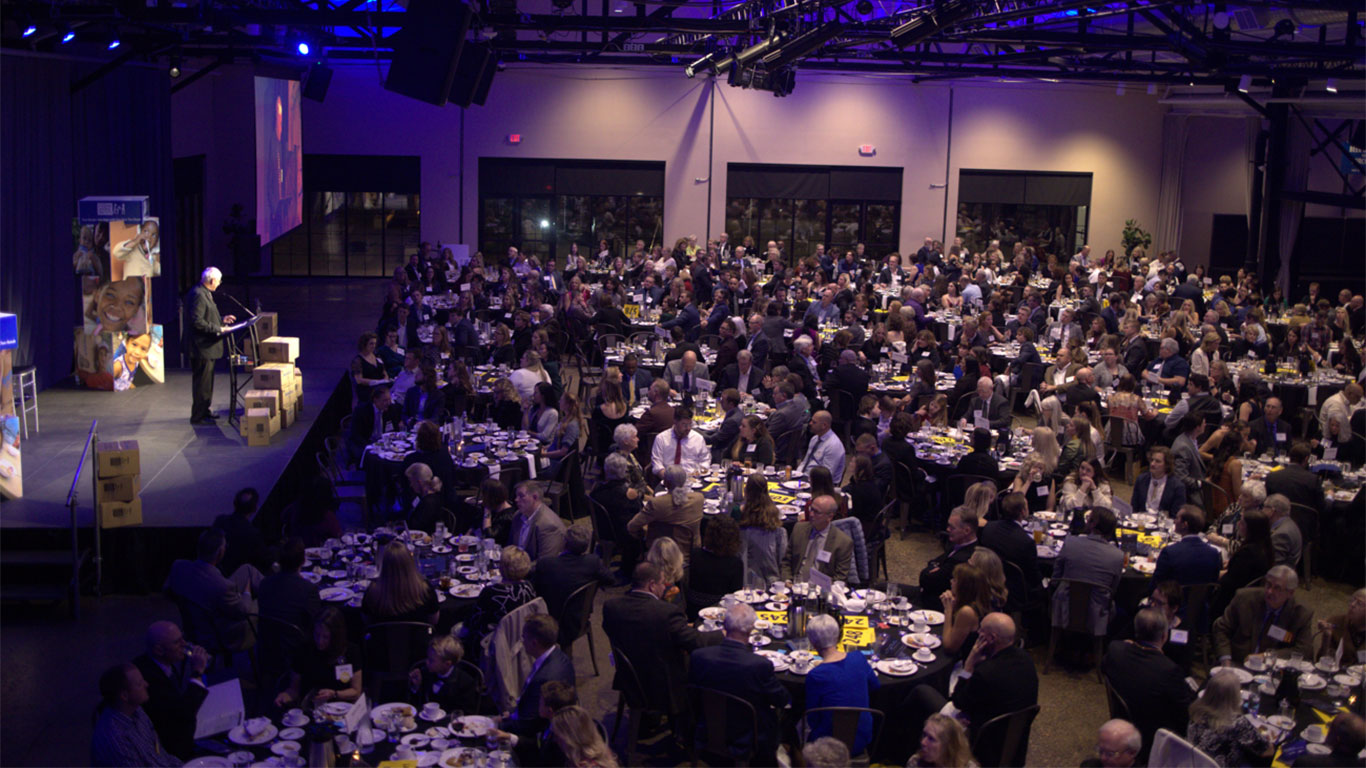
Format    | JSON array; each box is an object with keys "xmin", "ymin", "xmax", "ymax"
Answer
[
  {"xmin": 296, "ymin": 41, "xmax": 311, "ymax": 56},
  {"xmin": 1237, "ymin": 74, "xmax": 1251, "ymax": 92},
  {"xmin": 855, "ymin": 0, "xmax": 873, "ymax": 16},
  {"xmin": 108, "ymin": 39, "xmax": 121, "ymax": 50},
  {"xmin": 22, "ymin": 25, "xmax": 37, "ymax": 37},
  {"xmin": 539, "ymin": 219, "xmax": 550, "ymax": 228},
  {"xmin": 1326, "ymin": 78, "xmax": 1338, "ymax": 93},
  {"xmin": 61, "ymin": 30, "xmax": 75, "ymax": 43}
]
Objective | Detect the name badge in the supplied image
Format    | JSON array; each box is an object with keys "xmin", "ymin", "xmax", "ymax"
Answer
[
  {"xmin": 1324, "ymin": 446, "xmax": 1338, "ymax": 460},
  {"xmin": 1266, "ymin": 625, "xmax": 1290, "ymax": 643},
  {"xmin": 335, "ymin": 663, "xmax": 354, "ymax": 684},
  {"xmin": 816, "ymin": 548, "xmax": 832, "ymax": 564},
  {"xmin": 1275, "ymin": 432, "xmax": 1287, "ymax": 443},
  {"xmin": 411, "ymin": 497, "xmax": 421, "ymax": 509},
  {"xmin": 1221, "ymin": 523, "xmax": 1233, "ymax": 535},
  {"xmin": 1169, "ymin": 629, "xmax": 1189, "ymax": 645},
  {"xmin": 1036, "ymin": 485, "xmax": 1050, "ymax": 497},
  {"xmin": 395, "ymin": 346, "xmax": 405, "ymax": 355},
  {"xmin": 747, "ymin": 443, "xmax": 757, "ymax": 453},
  {"xmin": 460, "ymin": 283, "xmax": 471, "ymax": 292}
]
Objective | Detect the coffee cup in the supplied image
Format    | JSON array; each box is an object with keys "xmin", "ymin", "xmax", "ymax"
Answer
[
  {"xmin": 278, "ymin": 742, "xmax": 300, "ymax": 758},
  {"xmin": 394, "ymin": 745, "xmax": 416, "ymax": 760},
  {"xmin": 286, "ymin": 708, "xmax": 305, "ymax": 724},
  {"xmin": 1305, "ymin": 724, "xmax": 1326, "ymax": 743},
  {"xmin": 911, "ymin": 622, "xmax": 929, "ymax": 634},
  {"xmin": 914, "ymin": 648, "xmax": 935, "ymax": 662},
  {"xmin": 792, "ymin": 654, "xmax": 812, "ymax": 672},
  {"xmin": 422, "ymin": 702, "xmax": 442, "ymax": 719}
]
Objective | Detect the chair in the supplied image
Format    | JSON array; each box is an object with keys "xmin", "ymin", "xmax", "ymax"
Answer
[
  {"xmin": 1180, "ymin": 582, "xmax": 1218, "ymax": 665},
  {"xmin": 1288, "ymin": 502, "xmax": 1319, "ymax": 589},
  {"xmin": 831, "ymin": 516, "xmax": 869, "ymax": 585},
  {"xmin": 1000, "ymin": 558, "xmax": 1029, "ymax": 629},
  {"xmin": 945, "ymin": 473, "xmax": 998, "ymax": 516},
  {"xmin": 1200, "ymin": 483, "xmax": 1232, "ymax": 518},
  {"xmin": 801, "ymin": 706, "xmax": 886, "ymax": 766},
  {"xmin": 697, "ymin": 334, "xmax": 723, "ymax": 353},
  {"xmin": 323, "ymin": 436, "xmax": 365, "ymax": 485},
  {"xmin": 11, "ymin": 365, "xmax": 37, "ymax": 438},
  {"xmin": 1147, "ymin": 727, "xmax": 1220, "ymax": 768},
  {"xmin": 831, "ymin": 390, "xmax": 857, "ymax": 445},
  {"xmin": 867, "ymin": 502, "xmax": 893, "ymax": 581},
  {"xmin": 254, "ymin": 614, "xmax": 306, "ymax": 691},
  {"xmin": 1101, "ymin": 671, "xmax": 1133, "ymax": 721},
  {"xmin": 686, "ymin": 684, "xmax": 762, "ymax": 767},
  {"xmin": 596, "ymin": 333, "xmax": 626, "ymax": 360},
  {"xmin": 611, "ymin": 644, "xmax": 674, "ymax": 767},
  {"xmin": 970, "ymin": 703, "xmax": 1040, "ymax": 768},
  {"xmin": 585, "ymin": 495, "xmax": 622, "ymax": 567},
  {"xmin": 627, "ymin": 331, "xmax": 658, "ymax": 354},
  {"xmin": 557, "ymin": 581, "xmax": 600, "ymax": 676},
  {"xmin": 1102, "ymin": 415, "xmax": 1142, "ymax": 484},
  {"xmin": 1044, "ymin": 578, "xmax": 1109, "ymax": 682},
  {"xmin": 1008, "ymin": 362, "xmax": 1046, "ymax": 413},
  {"xmin": 546, "ymin": 449, "xmax": 583, "ymax": 521},
  {"xmin": 363, "ymin": 621, "xmax": 434, "ymax": 703},
  {"xmin": 576, "ymin": 352, "xmax": 604, "ymax": 403},
  {"xmin": 893, "ymin": 460, "xmax": 929, "ymax": 538}
]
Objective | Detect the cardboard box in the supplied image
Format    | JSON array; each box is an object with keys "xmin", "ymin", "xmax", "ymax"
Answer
[
  {"xmin": 294, "ymin": 372, "xmax": 304, "ymax": 408},
  {"xmin": 280, "ymin": 405, "xmax": 293, "ymax": 429},
  {"xmin": 251, "ymin": 363, "xmax": 294, "ymax": 391},
  {"xmin": 245, "ymin": 407, "xmax": 278, "ymax": 446},
  {"xmin": 97, "ymin": 440, "xmax": 140, "ymax": 478},
  {"xmin": 256, "ymin": 312, "xmax": 279, "ymax": 341},
  {"xmin": 243, "ymin": 389, "xmax": 279, "ymax": 418},
  {"xmin": 96, "ymin": 474, "xmax": 141, "ymax": 503},
  {"xmin": 100, "ymin": 498, "xmax": 143, "ymax": 528},
  {"xmin": 259, "ymin": 336, "xmax": 300, "ymax": 363}
]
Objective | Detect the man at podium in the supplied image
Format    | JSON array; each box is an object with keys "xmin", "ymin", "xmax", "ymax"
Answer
[{"xmin": 187, "ymin": 267, "xmax": 235, "ymax": 424}]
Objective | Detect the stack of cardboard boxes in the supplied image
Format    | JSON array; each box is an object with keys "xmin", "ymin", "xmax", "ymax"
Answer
[
  {"xmin": 96, "ymin": 440, "xmax": 142, "ymax": 528},
  {"xmin": 242, "ymin": 335, "xmax": 303, "ymax": 447}
]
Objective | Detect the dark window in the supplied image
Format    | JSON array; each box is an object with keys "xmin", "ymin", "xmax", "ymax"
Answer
[{"xmin": 956, "ymin": 170, "xmax": 1091, "ymax": 258}]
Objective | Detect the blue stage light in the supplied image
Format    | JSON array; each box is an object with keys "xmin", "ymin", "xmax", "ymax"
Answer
[
  {"xmin": 23, "ymin": 25, "xmax": 37, "ymax": 37},
  {"xmin": 297, "ymin": 41, "xmax": 311, "ymax": 56},
  {"xmin": 108, "ymin": 39, "xmax": 121, "ymax": 49},
  {"xmin": 62, "ymin": 30, "xmax": 76, "ymax": 43}
]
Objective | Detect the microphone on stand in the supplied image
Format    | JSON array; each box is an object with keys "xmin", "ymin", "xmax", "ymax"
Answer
[{"xmin": 219, "ymin": 291, "xmax": 257, "ymax": 319}]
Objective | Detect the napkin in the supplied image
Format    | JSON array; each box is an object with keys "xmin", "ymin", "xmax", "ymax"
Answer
[{"xmin": 244, "ymin": 717, "xmax": 271, "ymax": 738}]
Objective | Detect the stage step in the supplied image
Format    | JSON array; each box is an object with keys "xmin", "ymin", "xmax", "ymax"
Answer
[
  {"xmin": 0, "ymin": 584, "xmax": 72, "ymax": 602},
  {"xmin": 0, "ymin": 548, "xmax": 88, "ymax": 619},
  {"xmin": 1, "ymin": 550, "xmax": 74, "ymax": 567}
]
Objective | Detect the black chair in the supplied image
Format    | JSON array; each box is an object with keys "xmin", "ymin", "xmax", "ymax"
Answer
[
  {"xmin": 892, "ymin": 460, "xmax": 929, "ymax": 538},
  {"xmin": 363, "ymin": 621, "xmax": 434, "ymax": 703},
  {"xmin": 167, "ymin": 590, "xmax": 252, "ymax": 671},
  {"xmin": 1181, "ymin": 582, "xmax": 1219, "ymax": 665},
  {"xmin": 1009, "ymin": 362, "xmax": 1046, "ymax": 412},
  {"xmin": 686, "ymin": 684, "xmax": 762, "ymax": 767},
  {"xmin": 945, "ymin": 473, "xmax": 998, "ymax": 515},
  {"xmin": 1101, "ymin": 671, "xmax": 1132, "ymax": 721},
  {"xmin": 970, "ymin": 703, "xmax": 1040, "ymax": 768},
  {"xmin": 546, "ymin": 449, "xmax": 583, "ymax": 521},
  {"xmin": 1044, "ymin": 578, "xmax": 1109, "ymax": 682},
  {"xmin": 1000, "ymin": 558, "xmax": 1029, "ymax": 628},
  {"xmin": 557, "ymin": 581, "xmax": 600, "ymax": 676},
  {"xmin": 255, "ymin": 614, "xmax": 306, "ymax": 692},
  {"xmin": 1288, "ymin": 503, "xmax": 1319, "ymax": 590},
  {"xmin": 867, "ymin": 502, "xmax": 894, "ymax": 581},
  {"xmin": 800, "ymin": 706, "xmax": 885, "ymax": 766},
  {"xmin": 831, "ymin": 390, "xmax": 857, "ymax": 446},
  {"xmin": 1101, "ymin": 415, "xmax": 1142, "ymax": 484},
  {"xmin": 610, "ymin": 644, "xmax": 675, "ymax": 767},
  {"xmin": 585, "ymin": 495, "xmax": 623, "ymax": 568}
]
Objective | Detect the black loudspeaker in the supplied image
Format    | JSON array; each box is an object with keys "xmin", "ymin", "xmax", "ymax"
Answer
[
  {"xmin": 303, "ymin": 62, "xmax": 332, "ymax": 102},
  {"xmin": 383, "ymin": 0, "xmax": 472, "ymax": 106},
  {"xmin": 471, "ymin": 53, "xmax": 497, "ymax": 106},
  {"xmin": 449, "ymin": 43, "xmax": 492, "ymax": 108}
]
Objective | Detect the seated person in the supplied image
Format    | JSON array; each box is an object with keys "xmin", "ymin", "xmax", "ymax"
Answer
[
  {"xmin": 953, "ymin": 427, "xmax": 999, "ymax": 481},
  {"xmin": 91, "ymin": 663, "xmax": 183, "ymax": 768},
  {"xmin": 463, "ymin": 547, "xmax": 537, "ymax": 646},
  {"xmin": 164, "ymin": 528, "xmax": 260, "ymax": 652},
  {"xmin": 499, "ymin": 615, "xmax": 576, "ymax": 738},
  {"xmin": 1212, "ymin": 565, "xmax": 1314, "ymax": 664},
  {"xmin": 133, "ymin": 621, "xmax": 210, "ymax": 760},
  {"xmin": 273, "ymin": 608, "xmax": 363, "ymax": 708},
  {"xmin": 408, "ymin": 634, "xmax": 479, "ymax": 715}
]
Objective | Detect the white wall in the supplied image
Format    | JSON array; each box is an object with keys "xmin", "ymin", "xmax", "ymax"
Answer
[
  {"xmin": 1178, "ymin": 115, "xmax": 1253, "ymax": 269},
  {"xmin": 206, "ymin": 64, "xmax": 1173, "ymax": 261}
]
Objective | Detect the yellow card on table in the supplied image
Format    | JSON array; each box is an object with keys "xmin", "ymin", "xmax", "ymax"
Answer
[
  {"xmin": 842, "ymin": 615, "xmax": 870, "ymax": 628},
  {"xmin": 838, "ymin": 626, "xmax": 877, "ymax": 650},
  {"xmin": 771, "ymin": 493, "xmax": 796, "ymax": 504},
  {"xmin": 757, "ymin": 611, "xmax": 788, "ymax": 625},
  {"xmin": 623, "ymin": 304, "xmax": 640, "ymax": 318},
  {"xmin": 379, "ymin": 761, "xmax": 419, "ymax": 768}
]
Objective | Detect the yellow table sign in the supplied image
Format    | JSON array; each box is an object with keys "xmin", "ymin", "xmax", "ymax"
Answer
[
  {"xmin": 623, "ymin": 303, "xmax": 640, "ymax": 319},
  {"xmin": 838, "ymin": 626, "xmax": 877, "ymax": 650},
  {"xmin": 379, "ymin": 761, "xmax": 419, "ymax": 768},
  {"xmin": 757, "ymin": 611, "xmax": 788, "ymax": 625}
]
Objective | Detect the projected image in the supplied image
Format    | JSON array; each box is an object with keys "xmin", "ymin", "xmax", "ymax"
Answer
[
  {"xmin": 73, "ymin": 221, "xmax": 110, "ymax": 278},
  {"xmin": 110, "ymin": 217, "xmax": 161, "ymax": 278},
  {"xmin": 84, "ymin": 276, "xmax": 149, "ymax": 336},
  {"xmin": 255, "ymin": 76, "xmax": 303, "ymax": 244}
]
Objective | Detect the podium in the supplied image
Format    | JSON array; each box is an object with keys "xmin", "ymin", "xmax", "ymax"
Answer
[{"xmin": 223, "ymin": 315, "xmax": 261, "ymax": 428}]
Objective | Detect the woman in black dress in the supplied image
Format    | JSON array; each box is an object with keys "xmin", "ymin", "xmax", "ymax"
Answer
[
  {"xmin": 351, "ymin": 332, "xmax": 390, "ymax": 404},
  {"xmin": 273, "ymin": 607, "xmax": 363, "ymax": 708}
]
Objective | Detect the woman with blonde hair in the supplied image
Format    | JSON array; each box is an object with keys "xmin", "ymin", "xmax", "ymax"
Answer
[
  {"xmin": 1029, "ymin": 427, "xmax": 1060, "ymax": 475},
  {"xmin": 962, "ymin": 482, "xmax": 996, "ymax": 526},
  {"xmin": 1187, "ymin": 670, "xmax": 1271, "ymax": 766},
  {"xmin": 646, "ymin": 536, "xmax": 686, "ymax": 605},
  {"xmin": 968, "ymin": 548, "xmax": 1009, "ymax": 613},
  {"xmin": 1009, "ymin": 452, "xmax": 1054, "ymax": 513},
  {"xmin": 551, "ymin": 705, "xmax": 619, "ymax": 768},
  {"xmin": 915, "ymin": 393, "xmax": 949, "ymax": 430},
  {"xmin": 362, "ymin": 541, "xmax": 439, "ymax": 625},
  {"xmin": 907, "ymin": 713, "xmax": 978, "ymax": 768}
]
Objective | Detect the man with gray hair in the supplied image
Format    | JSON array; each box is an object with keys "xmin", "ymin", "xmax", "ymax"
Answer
[
  {"xmin": 802, "ymin": 737, "xmax": 852, "ymax": 768},
  {"xmin": 1142, "ymin": 336, "xmax": 1190, "ymax": 404},
  {"xmin": 688, "ymin": 602, "xmax": 790, "ymax": 763},
  {"xmin": 787, "ymin": 495, "xmax": 853, "ymax": 581},
  {"xmin": 1213, "ymin": 564, "xmax": 1314, "ymax": 664},
  {"xmin": 1100, "ymin": 609, "xmax": 1194, "ymax": 761},
  {"xmin": 530, "ymin": 523, "xmax": 614, "ymax": 648},
  {"xmin": 1262, "ymin": 493, "xmax": 1302, "ymax": 568},
  {"xmin": 186, "ymin": 265, "xmax": 235, "ymax": 424},
  {"xmin": 1082, "ymin": 720, "xmax": 1142, "ymax": 768}
]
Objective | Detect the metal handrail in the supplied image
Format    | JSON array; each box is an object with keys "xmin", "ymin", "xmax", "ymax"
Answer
[{"xmin": 64, "ymin": 419, "xmax": 98, "ymax": 618}]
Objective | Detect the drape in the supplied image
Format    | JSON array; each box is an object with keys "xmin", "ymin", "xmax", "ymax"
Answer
[
  {"xmin": 0, "ymin": 53, "xmax": 176, "ymax": 391},
  {"xmin": 1276, "ymin": 118, "xmax": 1310, "ymax": 295},
  {"xmin": 1154, "ymin": 113, "xmax": 1187, "ymax": 256}
]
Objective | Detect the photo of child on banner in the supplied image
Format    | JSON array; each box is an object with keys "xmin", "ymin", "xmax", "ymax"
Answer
[
  {"xmin": 74, "ymin": 329, "xmax": 119, "ymax": 391},
  {"xmin": 113, "ymin": 325, "xmax": 164, "ymax": 391},
  {"xmin": 109, "ymin": 217, "xmax": 160, "ymax": 279},
  {"xmin": 84, "ymin": 276, "xmax": 149, "ymax": 336},
  {"xmin": 73, "ymin": 222, "xmax": 110, "ymax": 278}
]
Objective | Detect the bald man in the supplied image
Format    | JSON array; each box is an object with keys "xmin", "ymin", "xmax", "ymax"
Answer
[
  {"xmin": 798, "ymin": 411, "xmax": 846, "ymax": 481},
  {"xmin": 665, "ymin": 349, "xmax": 711, "ymax": 395},
  {"xmin": 959, "ymin": 375, "xmax": 1011, "ymax": 431},
  {"xmin": 133, "ymin": 621, "xmax": 211, "ymax": 759},
  {"xmin": 1081, "ymin": 720, "xmax": 1142, "ymax": 768}
]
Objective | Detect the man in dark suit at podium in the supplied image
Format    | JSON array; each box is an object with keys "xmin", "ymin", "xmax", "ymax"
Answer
[{"xmin": 187, "ymin": 266, "xmax": 235, "ymax": 424}]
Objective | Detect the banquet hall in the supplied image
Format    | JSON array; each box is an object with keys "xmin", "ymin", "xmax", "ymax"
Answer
[{"xmin": 2, "ymin": 0, "xmax": 1364, "ymax": 765}]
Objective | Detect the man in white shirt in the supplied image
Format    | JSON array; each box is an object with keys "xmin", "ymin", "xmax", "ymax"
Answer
[
  {"xmin": 1319, "ymin": 382, "xmax": 1362, "ymax": 444},
  {"xmin": 651, "ymin": 407, "xmax": 711, "ymax": 476},
  {"xmin": 961, "ymin": 270, "xmax": 985, "ymax": 311},
  {"xmin": 798, "ymin": 411, "xmax": 846, "ymax": 481},
  {"xmin": 389, "ymin": 349, "xmax": 421, "ymax": 403}
]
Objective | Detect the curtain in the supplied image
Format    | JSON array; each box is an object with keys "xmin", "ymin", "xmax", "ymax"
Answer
[
  {"xmin": 1154, "ymin": 113, "xmax": 1187, "ymax": 256},
  {"xmin": 0, "ymin": 54, "xmax": 176, "ymax": 391},
  {"xmin": 1275, "ymin": 118, "xmax": 1311, "ymax": 295}
]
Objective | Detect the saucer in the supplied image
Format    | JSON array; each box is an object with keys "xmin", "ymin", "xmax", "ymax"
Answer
[{"xmin": 419, "ymin": 708, "xmax": 447, "ymax": 722}]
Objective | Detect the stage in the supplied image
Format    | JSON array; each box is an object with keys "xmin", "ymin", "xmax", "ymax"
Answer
[{"xmin": 0, "ymin": 278, "xmax": 375, "ymax": 531}]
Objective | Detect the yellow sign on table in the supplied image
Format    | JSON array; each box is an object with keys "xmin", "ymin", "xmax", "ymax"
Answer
[
  {"xmin": 623, "ymin": 303, "xmax": 641, "ymax": 318},
  {"xmin": 771, "ymin": 493, "xmax": 797, "ymax": 505},
  {"xmin": 757, "ymin": 611, "xmax": 788, "ymax": 625},
  {"xmin": 839, "ymin": 626, "xmax": 877, "ymax": 650}
]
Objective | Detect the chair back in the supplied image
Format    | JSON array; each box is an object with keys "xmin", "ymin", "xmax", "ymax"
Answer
[
  {"xmin": 1102, "ymin": 414, "xmax": 1140, "ymax": 447},
  {"xmin": 892, "ymin": 461, "xmax": 919, "ymax": 500},
  {"xmin": 1147, "ymin": 728, "xmax": 1220, "ymax": 768},
  {"xmin": 803, "ymin": 706, "xmax": 885, "ymax": 759},
  {"xmin": 832, "ymin": 390, "xmax": 857, "ymax": 442},
  {"xmin": 1181, "ymin": 582, "xmax": 1218, "ymax": 635},
  {"xmin": 1288, "ymin": 502, "xmax": 1319, "ymax": 541},
  {"xmin": 609, "ymin": 643, "xmax": 653, "ymax": 711},
  {"xmin": 585, "ymin": 496, "xmax": 619, "ymax": 562},
  {"xmin": 363, "ymin": 621, "xmax": 434, "ymax": 702},
  {"xmin": 557, "ymin": 581, "xmax": 599, "ymax": 648},
  {"xmin": 1000, "ymin": 558, "xmax": 1028, "ymax": 612},
  {"xmin": 686, "ymin": 684, "xmax": 760, "ymax": 765},
  {"xmin": 167, "ymin": 590, "xmax": 231, "ymax": 654},
  {"xmin": 1058, "ymin": 578, "xmax": 1106, "ymax": 634},
  {"xmin": 481, "ymin": 597, "xmax": 549, "ymax": 712},
  {"xmin": 831, "ymin": 517, "xmax": 868, "ymax": 584},
  {"xmin": 946, "ymin": 473, "xmax": 997, "ymax": 512},
  {"xmin": 1018, "ymin": 362, "xmax": 1046, "ymax": 396},
  {"xmin": 256, "ymin": 614, "xmax": 306, "ymax": 681},
  {"xmin": 971, "ymin": 703, "xmax": 1040, "ymax": 768},
  {"xmin": 697, "ymin": 334, "xmax": 723, "ymax": 352},
  {"xmin": 1101, "ymin": 672, "xmax": 1132, "ymax": 721},
  {"xmin": 1201, "ymin": 482, "xmax": 1231, "ymax": 515}
]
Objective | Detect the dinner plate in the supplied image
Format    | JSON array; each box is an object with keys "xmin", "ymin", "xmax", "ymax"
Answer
[
  {"xmin": 402, "ymin": 733, "xmax": 432, "ymax": 747},
  {"xmin": 439, "ymin": 747, "xmax": 486, "ymax": 767},
  {"xmin": 184, "ymin": 757, "xmax": 232, "ymax": 767},
  {"xmin": 900, "ymin": 633, "xmax": 943, "ymax": 649},
  {"xmin": 1302, "ymin": 726, "xmax": 1327, "ymax": 744},
  {"xmin": 733, "ymin": 589, "xmax": 769, "ymax": 604},
  {"xmin": 300, "ymin": 571, "xmax": 323, "ymax": 584},
  {"xmin": 1226, "ymin": 667, "xmax": 1255, "ymax": 684},
  {"xmin": 764, "ymin": 601, "xmax": 789, "ymax": 612},
  {"xmin": 875, "ymin": 659, "xmax": 920, "ymax": 677},
  {"xmin": 749, "ymin": 634, "xmax": 772, "ymax": 647},
  {"xmin": 320, "ymin": 587, "xmax": 352, "ymax": 602},
  {"xmin": 699, "ymin": 606, "xmax": 725, "ymax": 621},
  {"xmin": 1299, "ymin": 673, "xmax": 1327, "ymax": 690},
  {"xmin": 228, "ymin": 722, "xmax": 278, "ymax": 746},
  {"xmin": 787, "ymin": 656, "xmax": 823, "ymax": 675},
  {"xmin": 449, "ymin": 583, "xmax": 482, "ymax": 598},
  {"xmin": 1305, "ymin": 744, "xmax": 1331, "ymax": 756},
  {"xmin": 448, "ymin": 715, "xmax": 496, "ymax": 739},
  {"xmin": 319, "ymin": 702, "xmax": 352, "ymax": 716},
  {"xmin": 278, "ymin": 727, "xmax": 305, "ymax": 740},
  {"xmin": 1334, "ymin": 673, "xmax": 1363, "ymax": 686},
  {"xmin": 372, "ymin": 702, "xmax": 418, "ymax": 721},
  {"xmin": 431, "ymin": 545, "xmax": 452, "ymax": 554},
  {"xmin": 780, "ymin": 481, "xmax": 804, "ymax": 491},
  {"xmin": 910, "ymin": 610, "xmax": 945, "ymax": 626},
  {"xmin": 1131, "ymin": 561, "xmax": 1156, "ymax": 574},
  {"xmin": 756, "ymin": 650, "xmax": 788, "ymax": 670},
  {"xmin": 778, "ymin": 505, "xmax": 801, "ymax": 517},
  {"xmin": 850, "ymin": 589, "xmax": 887, "ymax": 603},
  {"xmin": 269, "ymin": 741, "xmax": 302, "ymax": 758},
  {"xmin": 1266, "ymin": 715, "xmax": 1295, "ymax": 731}
]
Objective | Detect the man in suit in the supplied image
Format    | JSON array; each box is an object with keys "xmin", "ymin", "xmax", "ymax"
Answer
[
  {"xmin": 853, "ymin": 433, "xmax": 893, "ymax": 488},
  {"xmin": 1265, "ymin": 441, "xmax": 1325, "ymax": 515},
  {"xmin": 633, "ymin": 379, "xmax": 675, "ymax": 466},
  {"xmin": 509, "ymin": 481, "xmax": 567, "ymax": 560},
  {"xmin": 602, "ymin": 562, "xmax": 722, "ymax": 718},
  {"xmin": 1101, "ymin": 609, "xmax": 1196, "ymax": 761},
  {"xmin": 665, "ymin": 350, "xmax": 711, "ymax": 395},
  {"xmin": 1120, "ymin": 318, "xmax": 1148, "ymax": 377},
  {"xmin": 1170, "ymin": 415, "xmax": 1207, "ymax": 507},
  {"xmin": 1161, "ymin": 373, "xmax": 1224, "ymax": 439},
  {"xmin": 1246, "ymin": 397, "xmax": 1291, "ymax": 457},
  {"xmin": 186, "ymin": 266, "xmax": 234, "ymax": 424},
  {"xmin": 212, "ymin": 487, "xmax": 267, "ymax": 577},
  {"xmin": 688, "ymin": 603, "xmax": 791, "ymax": 763},
  {"xmin": 1143, "ymin": 338, "xmax": 1191, "ymax": 405},
  {"xmin": 408, "ymin": 634, "xmax": 480, "ymax": 716},
  {"xmin": 953, "ymin": 428, "xmax": 1000, "ymax": 483},
  {"xmin": 530, "ymin": 524, "xmax": 614, "ymax": 647},
  {"xmin": 898, "ymin": 614, "xmax": 1037, "ymax": 763},
  {"xmin": 255, "ymin": 537, "xmax": 320, "ymax": 661},
  {"xmin": 798, "ymin": 411, "xmax": 846, "ymax": 481},
  {"xmin": 765, "ymin": 382, "xmax": 806, "ymax": 456},
  {"xmin": 979, "ymin": 493, "xmax": 1042, "ymax": 613},
  {"xmin": 743, "ymin": 314, "xmax": 771, "ymax": 371},
  {"xmin": 787, "ymin": 496, "xmax": 854, "ymax": 582},
  {"xmin": 1264, "ymin": 493, "xmax": 1303, "ymax": 569},
  {"xmin": 1044, "ymin": 307, "xmax": 1084, "ymax": 352},
  {"xmin": 347, "ymin": 385, "xmax": 400, "ymax": 465},
  {"xmin": 1152, "ymin": 506, "xmax": 1222, "ymax": 586},
  {"xmin": 504, "ymin": 615, "xmax": 576, "ymax": 735},
  {"xmin": 959, "ymin": 376, "xmax": 1012, "ymax": 431},
  {"xmin": 1212, "ymin": 565, "xmax": 1314, "ymax": 664},
  {"xmin": 919, "ymin": 508, "xmax": 980, "ymax": 610},
  {"xmin": 660, "ymin": 290, "xmax": 701, "ymax": 340},
  {"xmin": 132, "ymin": 621, "xmax": 211, "ymax": 760},
  {"xmin": 717, "ymin": 350, "xmax": 763, "ymax": 399},
  {"xmin": 882, "ymin": 411, "xmax": 918, "ymax": 472},
  {"xmin": 1008, "ymin": 326, "xmax": 1041, "ymax": 383},
  {"xmin": 620, "ymin": 355, "xmax": 654, "ymax": 408},
  {"xmin": 1130, "ymin": 446, "xmax": 1187, "ymax": 517},
  {"xmin": 1172, "ymin": 274, "xmax": 1205, "ymax": 314},
  {"xmin": 823, "ymin": 349, "xmax": 871, "ymax": 407},
  {"xmin": 165, "ymin": 529, "xmax": 259, "ymax": 656},
  {"xmin": 711, "ymin": 317, "xmax": 742, "ymax": 374},
  {"xmin": 1051, "ymin": 507, "xmax": 1125, "ymax": 636},
  {"xmin": 709, "ymin": 389, "xmax": 744, "ymax": 461}
]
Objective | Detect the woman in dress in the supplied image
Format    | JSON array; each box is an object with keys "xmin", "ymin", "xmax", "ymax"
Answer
[
  {"xmin": 351, "ymin": 332, "xmax": 390, "ymax": 404},
  {"xmin": 807, "ymin": 466, "xmax": 848, "ymax": 520},
  {"xmin": 273, "ymin": 607, "xmax": 363, "ymax": 708},
  {"xmin": 543, "ymin": 392, "xmax": 583, "ymax": 477},
  {"xmin": 1104, "ymin": 374, "xmax": 1153, "ymax": 446},
  {"xmin": 939, "ymin": 563, "xmax": 991, "ymax": 656},
  {"xmin": 1205, "ymin": 430, "xmax": 1244, "ymax": 518},
  {"xmin": 524, "ymin": 382, "xmax": 560, "ymax": 442},
  {"xmin": 686, "ymin": 515, "xmax": 744, "ymax": 614},
  {"xmin": 590, "ymin": 379, "xmax": 631, "ymax": 460},
  {"xmin": 846, "ymin": 455, "xmax": 884, "ymax": 530},
  {"xmin": 729, "ymin": 415, "xmax": 776, "ymax": 467},
  {"xmin": 1211, "ymin": 507, "xmax": 1274, "ymax": 619},
  {"xmin": 969, "ymin": 548, "xmax": 1009, "ymax": 613},
  {"xmin": 906, "ymin": 713, "xmax": 978, "ymax": 768},
  {"xmin": 804, "ymin": 614, "xmax": 880, "ymax": 757},
  {"xmin": 1186, "ymin": 670, "xmax": 1271, "ymax": 767},
  {"xmin": 739, "ymin": 472, "xmax": 788, "ymax": 586}
]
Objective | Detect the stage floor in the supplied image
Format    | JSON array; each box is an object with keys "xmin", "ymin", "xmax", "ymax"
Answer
[{"xmin": 0, "ymin": 278, "xmax": 376, "ymax": 529}]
